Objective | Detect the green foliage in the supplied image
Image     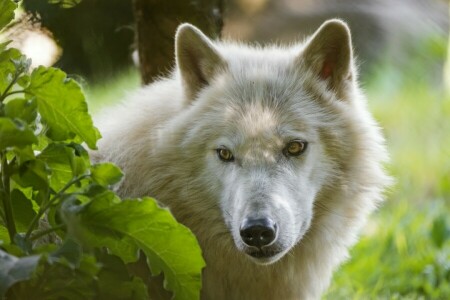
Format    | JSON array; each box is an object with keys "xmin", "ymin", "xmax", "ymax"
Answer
[
  {"xmin": 325, "ymin": 77, "xmax": 450, "ymax": 299},
  {"xmin": 27, "ymin": 67, "xmax": 101, "ymax": 149},
  {"xmin": 0, "ymin": 2, "xmax": 205, "ymax": 299},
  {"xmin": 64, "ymin": 195, "xmax": 205, "ymax": 300},
  {"xmin": 0, "ymin": 250, "xmax": 41, "ymax": 295},
  {"xmin": 48, "ymin": 0, "xmax": 82, "ymax": 9},
  {"xmin": 0, "ymin": 0, "xmax": 17, "ymax": 30},
  {"xmin": 0, "ymin": 118, "xmax": 37, "ymax": 150}
]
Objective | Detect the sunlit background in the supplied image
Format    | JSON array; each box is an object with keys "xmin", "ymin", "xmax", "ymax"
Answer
[{"xmin": 3, "ymin": 0, "xmax": 449, "ymax": 298}]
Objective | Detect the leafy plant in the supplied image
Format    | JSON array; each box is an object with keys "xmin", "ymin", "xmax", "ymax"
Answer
[{"xmin": 0, "ymin": 1, "xmax": 205, "ymax": 299}]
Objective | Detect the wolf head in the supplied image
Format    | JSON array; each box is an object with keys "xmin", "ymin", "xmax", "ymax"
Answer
[{"xmin": 171, "ymin": 20, "xmax": 383, "ymax": 265}]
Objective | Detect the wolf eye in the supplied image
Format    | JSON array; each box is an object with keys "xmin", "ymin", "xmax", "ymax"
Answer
[
  {"xmin": 285, "ymin": 140, "xmax": 308, "ymax": 157},
  {"xmin": 217, "ymin": 148, "xmax": 234, "ymax": 162}
]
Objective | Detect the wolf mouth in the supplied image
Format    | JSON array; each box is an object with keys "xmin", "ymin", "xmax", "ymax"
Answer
[{"xmin": 246, "ymin": 248, "xmax": 281, "ymax": 259}]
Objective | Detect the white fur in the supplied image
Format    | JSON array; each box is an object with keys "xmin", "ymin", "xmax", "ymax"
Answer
[{"xmin": 93, "ymin": 20, "xmax": 391, "ymax": 299}]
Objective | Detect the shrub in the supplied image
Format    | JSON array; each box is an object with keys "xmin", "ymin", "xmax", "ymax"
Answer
[{"xmin": 0, "ymin": 1, "xmax": 205, "ymax": 299}]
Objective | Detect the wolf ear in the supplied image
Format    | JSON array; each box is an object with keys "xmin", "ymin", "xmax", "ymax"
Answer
[
  {"xmin": 300, "ymin": 19, "xmax": 354, "ymax": 97},
  {"xmin": 175, "ymin": 24, "xmax": 226, "ymax": 102}
]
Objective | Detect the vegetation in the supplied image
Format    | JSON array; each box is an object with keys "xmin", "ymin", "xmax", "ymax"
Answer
[
  {"xmin": 1, "ymin": 0, "xmax": 449, "ymax": 299},
  {"xmin": 0, "ymin": 2, "xmax": 204, "ymax": 299},
  {"xmin": 325, "ymin": 70, "xmax": 450, "ymax": 298}
]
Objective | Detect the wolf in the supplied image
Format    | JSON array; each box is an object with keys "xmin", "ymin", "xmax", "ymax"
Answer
[{"xmin": 92, "ymin": 19, "xmax": 391, "ymax": 299}]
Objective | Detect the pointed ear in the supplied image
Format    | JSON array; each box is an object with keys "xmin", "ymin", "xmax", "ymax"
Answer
[
  {"xmin": 300, "ymin": 19, "xmax": 354, "ymax": 97},
  {"xmin": 175, "ymin": 24, "xmax": 226, "ymax": 102}
]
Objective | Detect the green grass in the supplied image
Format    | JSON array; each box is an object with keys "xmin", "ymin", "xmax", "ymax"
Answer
[
  {"xmin": 326, "ymin": 76, "xmax": 450, "ymax": 299},
  {"xmin": 84, "ymin": 67, "xmax": 140, "ymax": 113},
  {"xmin": 85, "ymin": 66, "xmax": 450, "ymax": 300}
]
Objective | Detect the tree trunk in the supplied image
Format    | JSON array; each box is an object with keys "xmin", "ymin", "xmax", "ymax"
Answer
[{"xmin": 132, "ymin": 0, "xmax": 225, "ymax": 85}]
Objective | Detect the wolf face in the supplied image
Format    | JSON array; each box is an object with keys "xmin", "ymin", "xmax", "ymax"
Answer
[
  {"xmin": 175, "ymin": 20, "xmax": 357, "ymax": 265},
  {"xmin": 204, "ymin": 103, "xmax": 332, "ymax": 265}
]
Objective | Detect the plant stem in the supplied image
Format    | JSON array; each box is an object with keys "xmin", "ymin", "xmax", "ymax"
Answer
[
  {"xmin": 24, "ymin": 174, "xmax": 89, "ymax": 239},
  {"xmin": 0, "ymin": 151, "xmax": 17, "ymax": 243},
  {"xmin": 0, "ymin": 72, "xmax": 22, "ymax": 103},
  {"xmin": 3, "ymin": 90, "xmax": 32, "ymax": 99},
  {"xmin": 29, "ymin": 224, "xmax": 66, "ymax": 242}
]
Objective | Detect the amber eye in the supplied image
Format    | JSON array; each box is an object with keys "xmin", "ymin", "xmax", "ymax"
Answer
[
  {"xmin": 217, "ymin": 148, "xmax": 234, "ymax": 162},
  {"xmin": 285, "ymin": 140, "xmax": 308, "ymax": 156}
]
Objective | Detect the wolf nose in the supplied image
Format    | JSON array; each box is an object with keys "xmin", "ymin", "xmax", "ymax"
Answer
[{"xmin": 240, "ymin": 218, "xmax": 277, "ymax": 248}]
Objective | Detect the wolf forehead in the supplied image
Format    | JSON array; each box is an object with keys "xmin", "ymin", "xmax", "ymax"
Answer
[{"xmin": 184, "ymin": 42, "xmax": 320, "ymax": 108}]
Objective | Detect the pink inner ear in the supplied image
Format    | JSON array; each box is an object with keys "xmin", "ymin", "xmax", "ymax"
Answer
[{"xmin": 320, "ymin": 60, "xmax": 334, "ymax": 79}]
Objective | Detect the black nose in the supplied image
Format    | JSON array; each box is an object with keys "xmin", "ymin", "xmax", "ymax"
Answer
[{"xmin": 240, "ymin": 218, "xmax": 277, "ymax": 248}]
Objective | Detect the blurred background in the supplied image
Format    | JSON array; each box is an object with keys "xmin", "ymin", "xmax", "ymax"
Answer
[{"xmin": 3, "ymin": 0, "xmax": 449, "ymax": 298}]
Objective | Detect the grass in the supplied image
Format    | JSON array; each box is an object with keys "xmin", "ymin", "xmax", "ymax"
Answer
[
  {"xmin": 326, "ymin": 72, "xmax": 450, "ymax": 299},
  {"xmin": 85, "ymin": 65, "xmax": 450, "ymax": 300},
  {"xmin": 84, "ymin": 67, "xmax": 140, "ymax": 114}
]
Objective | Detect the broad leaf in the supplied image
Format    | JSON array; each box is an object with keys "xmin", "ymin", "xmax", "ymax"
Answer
[
  {"xmin": 5, "ymin": 252, "xmax": 100, "ymax": 300},
  {"xmin": 12, "ymin": 159, "xmax": 50, "ymax": 190},
  {"xmin": 11, "ymin": 189, "xmax": 37, "ymax": 232},
  {"xmin": 26, "ymin": 67, "xmax": 101, "ymax": 149},
  {"xmin": 90, "ymin": 163, "xmax": 123, "ymax": 186},
  {"xmin": 38, "ymin": 143, "xmax": 89, "ymax": 191},
  {"xmin": 0, "ymin": 49, "xmax": 26, "ymax": 94},
  {"xmin": 0, "ymin": 118, "xmax": 38, "ymax": 150},
  {"xmin": 5, "ymin": 98, "xmax": 37, "ymax": 124},
  {"xmin": 50, "ymin": 238, "xmax": 82, "ymax": 266},
  {"xmin": 0, "ymin": 0, "xmax": 17, "ymax": 31},
  {"xmin": 96, "ymin": 252, "xmax": 149, "ymax": 300},
  {"xmin": 16, "ymin": 74, "xmax": 30, "ymax": 88},
  {"xmin": 12, "ymin": 145, "xmax": 36, "ymax": 165},
  {"xmin": 0, "ymin": 249, "xmax": 41, "ymax": 297},
  {"xmin": 64, "ymin": 196, "xmax": 205, "ymax": 300}
]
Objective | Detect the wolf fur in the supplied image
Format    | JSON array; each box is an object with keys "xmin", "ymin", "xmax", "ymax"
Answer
[{"xmin": 92, "ymin": 19, "xmax": 391, "ymax": 299}]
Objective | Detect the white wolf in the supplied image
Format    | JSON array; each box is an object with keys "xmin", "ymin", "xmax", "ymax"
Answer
[{"xmin": 93, "ymin": 19, "xmax": 391, "ymax": 299}]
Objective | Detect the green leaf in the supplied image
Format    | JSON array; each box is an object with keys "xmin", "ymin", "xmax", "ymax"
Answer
[
  {"xmin": 96, "ymin": 252, "xmax": 149, "ymax": 300},
  {"xmin": 26, "ymin": 67, "xmax": 101, "ymax": 149},
  {"xmin": 12, "ymin": 145, "xmax": 36, "ymax": 165},
  {"xmin": 16, "ymin": 74, "xmax": 30, "ymax": 89},
  {"xmin": 63, "ymin": 196, "xmax": 205, "ymax": 300},
  {"xmin": 12, "ymin": 159, "xmax": 50, "ymax": 190},
  {"xmin": 38, "ymin": 143, "xmax": 89, "ymax": 191},
  {"xmin": 10, "ymin": 57, "xmax": 31, "ymax": 75},
  {"xmin": 11, "ymin": 189, "xmax": 37, "ymax": 232},
  {"xmin": 0, "ymin": 0, "xmax": 17, "ymax": 31},
  {"xmin": 4, "ymin": 98, "xmax": 37, "ymax": 124},
  {"xmin": 14, "ymin": 233, "xmax": 32, "ymax": 254},
  {"xmin": 0, "ymin": 49, "xmax": 26, "ymax": 95},
  {"xmin": 48, "ymin": 0, "xmax": 83, "ymax": 9},
  {"xmin": 50, "ymin": 238, "xmax": 82, "ymax": 266},
  {"xmin": 5, "ymin": 252, "xmax": 100, "ymax": 299},
  {"xmin": 67, "ymin": 143, "xmax": 90, "ymax": 177},
  {"xmin": 0, "ymin": 118, "xmax": 38, "ymax": 150},
  {"xmin": 0, "ymin": 225, "xmax": 8, "ymax": 242},
  {"xmin": 0, "ymin": 41, "xmax": 12, "ymax": 53},
  {"xmin": 431, "ymin": 216, "xmax": 450, "ymax": 249},
  {"xmin": 0, "ymin": 249, "xmax": 41, "ymax": 297},
  {"xmin": 90, "ymin": 163, "xmax": 123, "ymax": 186}
]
